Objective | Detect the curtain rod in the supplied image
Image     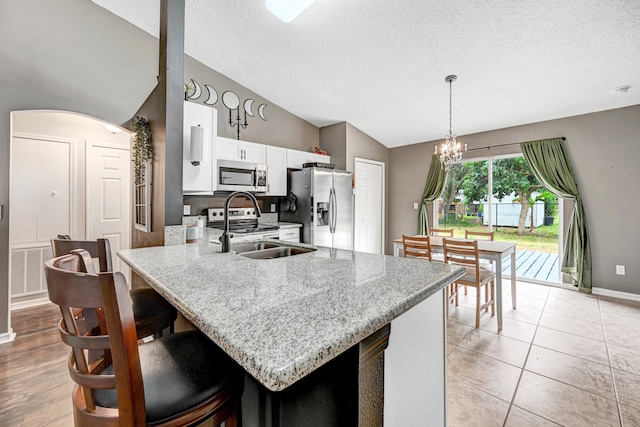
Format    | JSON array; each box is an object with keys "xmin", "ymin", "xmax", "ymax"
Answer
[{"xmin": 466, "ymin": 137, "xmax": 565, "ymax": 152}]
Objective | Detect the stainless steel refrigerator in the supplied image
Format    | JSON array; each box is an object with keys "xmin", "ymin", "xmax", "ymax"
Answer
[{"xmin": 281, "ymin": 167, "xmax": 353, "ymax": 250}]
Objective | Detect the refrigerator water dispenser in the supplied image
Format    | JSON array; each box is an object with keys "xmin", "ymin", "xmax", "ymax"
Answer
[{"xmin": 316, "ymin": 202, "xmax": 329, "ymax": 226}]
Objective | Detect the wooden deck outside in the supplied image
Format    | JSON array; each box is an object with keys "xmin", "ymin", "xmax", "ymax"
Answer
[{"xmin": 502, "ymin": 250, "xmax": 559, "ymax": 282}]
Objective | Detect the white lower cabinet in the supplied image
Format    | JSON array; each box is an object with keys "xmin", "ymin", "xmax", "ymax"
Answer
[{"xmin": 279, "ymin": 227, "xmax": 300, "ymax": 243}]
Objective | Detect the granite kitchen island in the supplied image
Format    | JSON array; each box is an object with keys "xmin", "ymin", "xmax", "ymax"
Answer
[{"xmin": 119, "ymin": 240, "xmax": 464, "ymax": 426}]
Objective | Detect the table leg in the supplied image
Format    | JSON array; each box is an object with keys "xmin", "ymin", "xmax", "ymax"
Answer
[
  {"xmin": 510, "ymin": 251, "xmax": 517, "ymax": 309},
  {"xmin": 495, "ymin": 257, "xmax": 503, "ymax": 331}
]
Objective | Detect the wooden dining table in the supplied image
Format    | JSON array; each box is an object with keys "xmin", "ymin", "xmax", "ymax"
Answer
[{"xmin": 393, "ymin": 236, "xmax": 517, "ymax": 330}]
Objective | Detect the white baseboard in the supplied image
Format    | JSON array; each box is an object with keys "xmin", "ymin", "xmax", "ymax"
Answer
[
  {"xmin": 11, "ymin": 296, "xmax": 51, "ymax": 311},
  {"xmin": 592, "ymin": 287, "xmax": 640, "ymax": 302},
  {"xmin": 0, "ymin": 329, "xmax": 16, "ymax": 345}
]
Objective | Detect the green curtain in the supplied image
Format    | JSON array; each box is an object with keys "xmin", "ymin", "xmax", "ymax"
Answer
[
  {"xmin": 520, "ymin": 138, "xmax": 592, "ymax": 293},
  {"xmin": 418, "ymin": 155, "xmax": 447, "ymax": 235}
]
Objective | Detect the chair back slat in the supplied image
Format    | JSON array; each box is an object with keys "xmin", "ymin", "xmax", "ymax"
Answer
[
  {"xmin": 465, "ymin": 230, "xmax": 495, "ymax": 241},
  {"xmin": 51, "ymin": 237, "xmax": 113, "ymax": 272},
  {"xmin": 402, "ymin": 234, "xmax": 433, "ymax": 260},
  {"xmin": 46, "ymin": 267, "xmax": 104, "ymax": 309},
  {"xmin": 44, "ymin": 251, "xmax": 145, "ymax": 425},
  {"xmin": 59, "ymin": 325, "xmax": 111, "ymax": 350},
  {"xmin": 430, "ymin": 228, "xmax": 454, "ymax": 237},
  {"xmin": 67, "ymin": 359, "xmax": 118, "ymax": 390}
]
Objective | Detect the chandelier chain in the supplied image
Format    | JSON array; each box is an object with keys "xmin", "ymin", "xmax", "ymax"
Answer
[{"xmin": 449, "ymin": 77, "xmax": 453, "ymax": 137}]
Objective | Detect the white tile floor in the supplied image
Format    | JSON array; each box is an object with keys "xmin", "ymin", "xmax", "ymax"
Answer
[{"xmin": 446, "ymin": 280, "xmax": 640, "ymax": 426}]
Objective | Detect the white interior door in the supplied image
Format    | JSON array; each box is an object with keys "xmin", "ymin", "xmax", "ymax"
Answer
[
  {"xmin": 354, "ymin": 158, "xmax": 384, "ymax": 254},
  {"xmin": 11, "ymin": 136, "xmax": 72, "ymax": 243},
  {"xmin": 86, "ymin": 142, "xmax": 131, "ymax": 274}
]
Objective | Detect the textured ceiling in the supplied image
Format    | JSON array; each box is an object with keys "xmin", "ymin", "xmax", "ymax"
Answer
[{"xmin": 92, "ymin": 0, "xmax": 640, "ymax": 148}]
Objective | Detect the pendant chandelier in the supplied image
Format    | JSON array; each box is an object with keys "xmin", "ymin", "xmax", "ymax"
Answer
[{"xmin": 435, "ymin": 75, "xmax": 467, "ymax": 170}]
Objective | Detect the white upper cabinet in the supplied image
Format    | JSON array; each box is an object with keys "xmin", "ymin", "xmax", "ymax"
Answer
[
  {"xmin": 286, "ymin": 149, "xmax": 331, "ymax": 169},
  {"xmin": 266, "ymin": 146, "xmax": 287, "ymax": 196},
  {"xmin": 216, "ymin": 136, "xmax": 266, "ymax": 164},
  {"xmin": 308, "ymin": 152, "xmax": 331, "ymax": 164},
  {"xmin": 183, "ymin": 101, "xmax": 216, "ymax": 194},
  {"xmin": 286, "ymin": 149, "xmax": 309, "ymax": 169}
]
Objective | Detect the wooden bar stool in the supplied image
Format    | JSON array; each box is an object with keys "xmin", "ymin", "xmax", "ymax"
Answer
[
  {"xmin": 44, "ymin": 250, "xmax": 243, "ymax": 427},
  {"xmin": 51, "ymin": 236, "xmax": 177, "ymax": 339}
]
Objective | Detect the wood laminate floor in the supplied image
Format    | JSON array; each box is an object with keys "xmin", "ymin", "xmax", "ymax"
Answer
[{"xmin": 0, "ymin": 304, "xmax": 72, "ymax": 426}]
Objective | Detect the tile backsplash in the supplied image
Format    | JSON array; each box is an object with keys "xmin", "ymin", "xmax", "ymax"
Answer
[{"xmin": 260, "ymin": 213, "xmax": 278, "ymax": 224}]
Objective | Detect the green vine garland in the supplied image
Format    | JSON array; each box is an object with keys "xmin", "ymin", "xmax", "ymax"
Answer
[{"xmin": 132, "ymin": 116, "xmax": 152, "ymax": 185}]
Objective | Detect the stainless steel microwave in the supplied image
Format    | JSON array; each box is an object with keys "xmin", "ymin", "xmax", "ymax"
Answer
[{"xmin": 216, "ymin": 159, "xmax": 268, "ymax": 193}]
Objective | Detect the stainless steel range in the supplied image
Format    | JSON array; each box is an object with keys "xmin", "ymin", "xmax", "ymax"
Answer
[{"xmin": 207, "ymin": 208, "xmax": 280, "ymax": 240}]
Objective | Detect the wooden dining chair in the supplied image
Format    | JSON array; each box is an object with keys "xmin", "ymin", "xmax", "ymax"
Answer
[
  {"xmin": 44, "ymin": 250, "xmax": 244, "ymax": 427},
  {"xmin": 429, "ymin": 228, "xmax": 453, "ymax": 262},
  {"xmin": 51, "ymin": 236, "xmax": 177, "ymax": 340},
  {"xmin": 443, "ymin": 238, "xmax": 496, "ymax": 327},
  {"xmin": 402, "ymin": 234, "xmax": 433, "ymax": 261},
  {"xmin": 429, "ymin": 228, "xmax": 454, "ymax": 237},
  {"xmin": 462, "ymin": 230, "xmax": 495, "ymax": 294}
]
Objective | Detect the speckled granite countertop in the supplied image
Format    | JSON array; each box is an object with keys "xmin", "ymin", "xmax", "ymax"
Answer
[{"xmin": 118, "ymin": 240, "xmax": 464, "ymax": 392}]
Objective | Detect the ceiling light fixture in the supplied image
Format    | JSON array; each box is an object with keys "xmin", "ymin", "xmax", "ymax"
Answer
[
  {"xmin": 435, "ymin": 75, "xmax": 466, "ymax": 171},
  {"xmin": 610, "ymin": 85, "xmax": 631, "ymax": 96},
  {"xmin": 265, "ymin": 0, "xmax": 316, "ymax": 23}
]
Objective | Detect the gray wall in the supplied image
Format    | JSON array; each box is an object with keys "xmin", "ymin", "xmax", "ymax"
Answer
[
  {"xmin": 345, "ymin": 122, "xmax": 390, "ymax": 173},
  {"xmin": 0, "ymin": 0, "xmax": 322, "ymax": 336},
  {"xmin": 320, "ymin": 122, "xmax": 348, "ymax": 169},
  {"xmin": 388, "ymin": 105, "xmax": 640, "ymax": 294},
  {"xmin": 0, "ymin": 0, "xmax": 156, "ymax": 337},
  {"xmin": 319, "ymin": 121, "xmax": 390, "ymax": 174},
  {"xmin": 186, "ymin": 57, "xmax": 319, "ymax": 151}
]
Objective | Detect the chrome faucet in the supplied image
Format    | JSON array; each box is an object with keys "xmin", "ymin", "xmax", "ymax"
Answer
[{"xmin": 219, "ymin": 191, "xmax": 261, "ymax": 253}]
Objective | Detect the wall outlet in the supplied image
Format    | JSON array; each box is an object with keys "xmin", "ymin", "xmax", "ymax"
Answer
[
  {"xmin": 413, "ymin": 202, "xmax": 419, "ymax": 210},
  {"xmin": 183, "ymin": 204, "xmax": 191, "ymax": 216},
  {"xmin": 616, "ymin": 265, "xmax": 626, "ymax": 275},
  {"xmin": 270, "ymin": 204, "xmax": 276, "ymax": 212}
]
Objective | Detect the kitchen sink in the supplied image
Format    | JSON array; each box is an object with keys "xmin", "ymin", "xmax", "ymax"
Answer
[
  {"xmin": 239, "ymin": 246, "xmax": 316, "ymax": 259},
  {"xmin": 231, "ymin": 242, "xmax": 281, "ymax": 254}
]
